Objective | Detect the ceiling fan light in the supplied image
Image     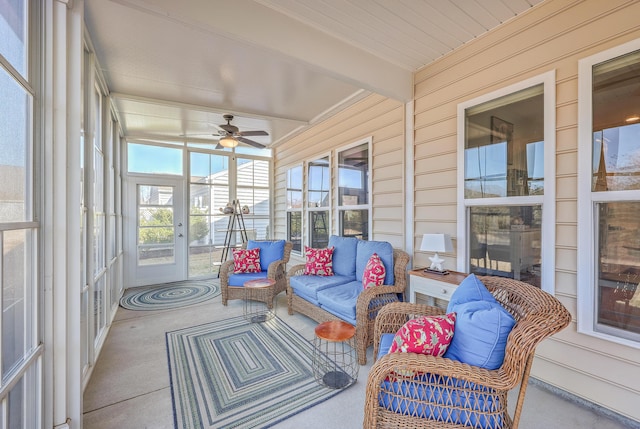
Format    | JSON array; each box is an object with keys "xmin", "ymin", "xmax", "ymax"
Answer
[{"xmin": 219, "ymin": 136, "xmax": 238, "ymax": 148}]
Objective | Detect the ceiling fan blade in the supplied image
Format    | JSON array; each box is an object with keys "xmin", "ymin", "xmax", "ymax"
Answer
[
  {"xmin": 179, "ymin": 133, "xmax": 216, "ymax": 137},
  {"xmin": 237, "ymin": 136, "xmax": 266, "ymax": 149},
  {"xmin": 215, "ymin": 142, "xmax": 223, "ymax": 150},
  {"xmin": 238, "ymin": 130, "xmax": 268, "ymax": 137}
]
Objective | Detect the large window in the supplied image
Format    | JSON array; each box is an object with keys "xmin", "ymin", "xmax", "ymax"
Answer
[
  {"xmin": 308, "ymin": 156, "xmax": 330, "ymax": 248},
  {"xmin": 458, "ymin": 72, "xmax": 555, "ymax": 291},
  {"xmin": 289, "ymin": 139, "xmax": 372, "ymax": 250},
  {"xmin": 236, "ymin": 157, "xmax": 270, "ymax": 239},
  {"xmin": 188, "ymin": 152, "xmax": 229, "ymax": 277},
  {"xmin": 578, "ymin": 41, "xmax": 640, "ymax": 345},
  {"xmin": 286, "ymin": 165, "xmax": 303, "ymax": 252},
  {"xmin": 337, "ymin": 139, "xmax": 370, "ymax": 240},
  {"xmin": 0, "ymin": 2, "xmax": 41, "ymax": 427}
]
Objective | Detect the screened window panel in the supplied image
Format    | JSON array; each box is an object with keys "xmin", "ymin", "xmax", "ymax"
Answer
[{"xmin": 0, "ymin": 68, "xmax": 31, "ymax": 222}]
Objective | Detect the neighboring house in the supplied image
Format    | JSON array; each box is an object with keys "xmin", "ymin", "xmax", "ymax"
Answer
[{"xmin": 1, "ymin": 1, "xmax": 639, "ymax": 428}]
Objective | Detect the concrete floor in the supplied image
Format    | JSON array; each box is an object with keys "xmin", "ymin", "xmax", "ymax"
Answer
[{"xmin": 83, "ymin": 288, "xmax": 637, "ymax": 429}]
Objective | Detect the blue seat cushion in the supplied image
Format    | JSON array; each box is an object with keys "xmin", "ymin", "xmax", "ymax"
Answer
[
  {"xmin": 446, "ymin": 274, "xmax": 496, "ymax": 312},
  {"xmin": 247, "ymin": 240, "xmax": 285, "ymax": 269},
  {"xmin": 289, "ymin": 275, "xmax": 354, "ymax": 305},
  {"xmin": 355, "ymin": 240, "xmax": 394, "ymax": 285},
  {"xmin": 379, "ymin": 373, "xmax": 502, "ymax": 429},
  {"xmin": 317, "ymin": 280, "xmax": 362, "ymax": 323},
  {"xmin": 228, "ymin": 271, "xmax": 267, "ymax": 287},
  {"xmin": 443, "ymin": 300, "xmax": 516, "ymax": 370},
  {"xmin": 328, "ymin": 235, "xmax": 358, "ymax": 278}
]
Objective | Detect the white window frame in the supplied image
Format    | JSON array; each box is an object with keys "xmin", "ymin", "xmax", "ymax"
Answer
[
  {"xmin": 286, "ymin": 164, "xmax": 304, "ymax": 254},
  {"xmin": 335, "ymin": 136, "xmax": 372, "ymax": 240},
  {"xmin": 456, "ymin": 71, "xmax": 557, "ymax": 293},
  {"xmin": 577, "ymin": 38, "xmax": 640, "ymax": 348},
  {"xmin": 306, "ymin": 153, "xmax": 331, "ymax": 248}
]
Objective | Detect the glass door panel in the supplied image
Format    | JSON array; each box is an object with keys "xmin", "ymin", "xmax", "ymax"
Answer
[{"xmin": 126, "ymin": 178, "xmax": 184, "ymax": 286}]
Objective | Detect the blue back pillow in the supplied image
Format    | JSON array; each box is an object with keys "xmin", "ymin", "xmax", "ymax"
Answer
[
  {"xmin": 328, "ymin": 235, "xmax": 358, "ymax": 278},
  {"xmin": 443, "ymin": 274, "xmax": 516, "ymax": 370},
  {"xmin": 355, "ymin": 240, "xmax": 394, "ymax": 285},
  {"xmin": 247, "ymin": 240, "xmax": 285, "ymax": 271}
]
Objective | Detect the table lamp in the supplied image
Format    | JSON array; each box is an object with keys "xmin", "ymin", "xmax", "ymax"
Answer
[{"xmin": 420, "ymin": 233, "xmax": 453, "ymax": 274}]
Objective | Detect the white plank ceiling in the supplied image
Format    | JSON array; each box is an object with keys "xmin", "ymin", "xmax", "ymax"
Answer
[{"xmin": 84, "ymin": 0, "xmax": 545, "ymax": 148}]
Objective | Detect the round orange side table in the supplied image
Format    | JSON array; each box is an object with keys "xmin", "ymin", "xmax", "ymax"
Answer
[
  {"xmin": 312, "ymin": 320, "xmax": 358, "ymax": 389},
  {"xmin": 243, "ymin": 278, "xmax": 276, "ymax": 323}
]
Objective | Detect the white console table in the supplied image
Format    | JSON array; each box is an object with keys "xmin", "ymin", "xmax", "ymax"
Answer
[{"xmin": 408, "ymin": 269, "xmax": 467, "ymax": 306}]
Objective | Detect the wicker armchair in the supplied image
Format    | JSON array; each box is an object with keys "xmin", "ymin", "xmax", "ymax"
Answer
[
  {"xmin": 220, "ymin": 240, "xmax": 293, "ymax": 308},
  {"xmin": 287, "ymin": 248, "xmax": 410, "ymax": 365},
  {"xmin": 364, "ymin": 276, "xmax": 572, "ymax": 429}
]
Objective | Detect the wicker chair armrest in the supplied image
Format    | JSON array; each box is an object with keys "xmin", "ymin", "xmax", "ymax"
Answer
[
  {"xmin": 287, "ymin": 263, "xmax": 306, "ymax": 278},
  {"xmin": 391, "ymin": 249, "xmax": 410, "ymax": 292},
  {"xmin": 219, "ymin": 259, "xmax": 235, "ymax": 283},
  {"xmin": 266, "ymin": 259, "xmax": 286, "ymax": 278}
]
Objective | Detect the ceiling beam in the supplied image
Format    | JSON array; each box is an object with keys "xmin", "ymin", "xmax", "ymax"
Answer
[{"xmin": 113, "ymin": 0, "xmax": 414, "ymax": 102}]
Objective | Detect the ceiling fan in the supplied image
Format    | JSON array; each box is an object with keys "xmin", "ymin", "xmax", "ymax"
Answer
[{"xmin": 187, "ymin": 114, "xmax": 269, "ymax": 149}]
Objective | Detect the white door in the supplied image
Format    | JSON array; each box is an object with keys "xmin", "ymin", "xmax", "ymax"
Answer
[{"xmin": 125, "ymin": 177, "xmax": 186, "ymax": 286}]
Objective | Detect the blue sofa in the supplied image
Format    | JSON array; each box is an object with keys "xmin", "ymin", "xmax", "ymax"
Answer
[{"xmin": 286, "ymin": 235, "xmax": 409, "ymax": 365}]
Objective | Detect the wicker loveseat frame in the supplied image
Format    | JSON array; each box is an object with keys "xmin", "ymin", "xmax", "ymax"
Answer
[
  {"xmin": 287, "ymin": 248, "xmax": 410, "ymax": 365},
  {"xmin": 220, "ymin": 240, "xmax": 293, "ymax": 308},
  {"xmin": 364, "ymin": 276, "xmax": 572, "ymax": 429}
]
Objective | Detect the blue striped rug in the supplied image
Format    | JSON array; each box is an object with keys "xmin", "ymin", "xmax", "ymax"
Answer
[
  {"xmin": 120, "ymin": 280, "xmax": 219, "ymax": 310},
  {"xmin": 166, "ymin": 316, "xmax": 345, "ymax": 429}
]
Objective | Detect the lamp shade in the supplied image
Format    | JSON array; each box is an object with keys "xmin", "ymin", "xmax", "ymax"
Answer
[
  {"xmin": 420, "ymin": 233, "xmax": 453, "ymax": 253},
  {"xmin": 219, "ymin": 136, "xmax": 238, "ymax": 148}
]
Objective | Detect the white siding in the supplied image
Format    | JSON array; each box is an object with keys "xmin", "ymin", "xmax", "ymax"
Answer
[{"xmin": 413, "ymin": 0, "xmax": 640, "ymax": 421}]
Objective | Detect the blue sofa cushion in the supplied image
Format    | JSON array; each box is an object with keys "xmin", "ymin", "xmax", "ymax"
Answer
[
  {"xmin": 443, "ymin": 300, "xmax": 516, "ymax": 370},
  {"xmin": 317, "ymin": 280, "xmax": 362, "ymax": 323},
  {"xmin": 289, "ymin": 274, "xmax": 354, "ymax": 305},
  {"xmin": 228, "ymin": 271, "xmax": 267, "ymax": 286},
  {"xmin": 446, "ymin": 274, "xmax": 496, "ymax": 312},
  {"xmin": 328, "ymin": 235, "xmax": 358, "ymax": 278},
  {"xmin": 379, "ymin": 373, "xmax": 502, "ymax": 429},
  {"xmin": 247, "ymin": 240, "xmax": 285, "ymax": 271},
  {"xmin": 355, "ymin": 240, "xmax": 394, "ymax": 285}
]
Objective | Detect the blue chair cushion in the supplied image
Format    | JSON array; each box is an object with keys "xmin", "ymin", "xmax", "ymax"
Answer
[
  {"xmin": 446, "ymin": 274, "xmax": 496, "ymax": 312},
  {"xmin": 227, "ymin": 271, "xmax": 267, "ymax": 286},
  {"xmin": 355, "ymin": 240, "xmax": 394, "ymax": 285},
  {"xmin": 317, "ymin": 280, "xmax": 362, "ymax": 323},
  {"xmin": 379, "ymin": 373, "xmax": 502, "ymax": 429},
  {"xmin": 378, "ymin": 333, "xmax": 395, "ymax": 359},
  {"xmin": 247, "ymin": 240, "xmax": 285, "ymax": 271},
  {"xmin": 443, "ymin": 300, "xmax": 516, "ymax": 370},
  {"xmin": 289, "ymin": 274, "xmax": 354, "ymax": 305},
  {"xmin": 328, "ymin": 235, "xmax": 358, "ymax": 278}
]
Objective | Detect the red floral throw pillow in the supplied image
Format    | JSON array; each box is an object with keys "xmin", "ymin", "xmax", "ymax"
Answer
[
  {"xmin": 303, "ymin": 246, "xmax": 334, "ymax": 276},
  {"xmin": 362, "ymin": 253, "xmax": 386, "ymax": 289},
  {"xmin": 389, "ymin": 313, "xmax": 456, "ymax": 356},
  {"xmin": 233, "ymin": 248, "xmax": 261, "ymax": 273}
]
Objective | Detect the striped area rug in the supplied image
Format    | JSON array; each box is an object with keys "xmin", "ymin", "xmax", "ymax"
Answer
[
  {"xmin": 166, "ymin": 316, "xmax": 345, "ymax": 429},
  {"xmin": 120, "ymin": 280, "xmax": 220, "ymax": 310}
]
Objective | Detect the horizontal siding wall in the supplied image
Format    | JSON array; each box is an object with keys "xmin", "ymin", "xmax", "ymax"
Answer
[
  {"xmin": 273, "ymin": 94, "xmax": 405, "ymax": 264},
  {"xmin": 413, "ymin": 0, "xmax": 640, "ymax": 422}
]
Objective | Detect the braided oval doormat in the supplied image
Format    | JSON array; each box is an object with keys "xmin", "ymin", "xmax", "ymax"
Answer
[{"xmin": 120, "ymin": 280, "xmax": 219, "ymax": 310}]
